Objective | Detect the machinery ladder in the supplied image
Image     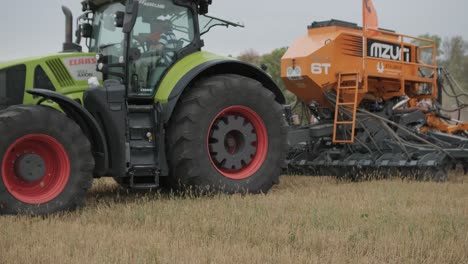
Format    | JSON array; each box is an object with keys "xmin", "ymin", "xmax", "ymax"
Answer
[{"xmin": 333, "ymin": 72, "xmax": 360, "ymax": 144}]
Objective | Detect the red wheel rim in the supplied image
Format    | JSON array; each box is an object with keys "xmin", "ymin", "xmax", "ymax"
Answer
[
  {"xmin": 207, "ymin": 106, "xmax": 268, "ymax": 180},
  {"xmin": 1, "ymin": 134, "xmax": 70, "ymax": 204}
]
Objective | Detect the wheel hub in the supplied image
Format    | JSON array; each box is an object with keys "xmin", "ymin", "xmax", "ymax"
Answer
[
  {"xmin": 1, "ymin": 134, "xmax": 71, "ymax": 204},
  {"xmin": 210, "ymin": 115, "xmax": 257, "ymax": 170},
  {"xmin": 207, "ymin": 105, "xmax": 269, "ymax": 180},
  {"xmin": 14, "ymin": 153, "xmax": 46, "ymax": 182},
  {"xmin": 225, "ymin": 130, "xmax": 244, "ymax": 154}
]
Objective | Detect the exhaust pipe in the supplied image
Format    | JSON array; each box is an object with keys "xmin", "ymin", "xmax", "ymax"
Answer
[
  {"xmin": 62, "ymin": 6, "xmax": 73, "ymax": 46},
  {"xmin": 61, "ymin": 6, "xmax": 82, "ymax": 52}
]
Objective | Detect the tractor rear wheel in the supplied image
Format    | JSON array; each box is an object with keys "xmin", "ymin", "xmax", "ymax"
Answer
[
  {"xmin": 166, "ymin": 74, "xmax": 287, "ymax": 194},
  {"xmin": 0, "ymin": 105, "xmax": 94, "ymax": 215}
]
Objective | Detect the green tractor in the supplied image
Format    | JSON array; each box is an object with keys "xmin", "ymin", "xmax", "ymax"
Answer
[{"xmin": 0, "ymin": 0, "xmax": 287, "ymax": 215}]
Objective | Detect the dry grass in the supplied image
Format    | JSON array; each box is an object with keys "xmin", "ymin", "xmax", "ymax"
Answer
[{"xmin": 1, "ymin": 174, "xmax": 468, "ymax": 264}]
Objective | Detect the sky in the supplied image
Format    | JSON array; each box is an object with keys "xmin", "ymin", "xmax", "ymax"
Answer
[{"xmin": 1, "ymin": 0, "xmax": 467, "ymax": 61}]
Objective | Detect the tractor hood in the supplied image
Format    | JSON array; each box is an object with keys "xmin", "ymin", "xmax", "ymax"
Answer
[
  {"xmin": 0, "ymin": 52, "xmax": 94, "ymax": 71},
  {"xmin": 0, "ymin": 52, "xmax": 101, "ymax": 110},
  {"xmin": 0, "ymin": 57, "xmax": 48, "ymax": 70},
  {"xmin": 1, "ymin": 49, "xmax": 80, "ymax": 65},
  {"xmin": 0, "ymin": 52, "xmax": 95, "ymax": 70}
]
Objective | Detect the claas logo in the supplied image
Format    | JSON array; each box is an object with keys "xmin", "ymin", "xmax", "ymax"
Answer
[{"xmin": 69, "ymin": 58, "xmax": 97, "ymax": 66}]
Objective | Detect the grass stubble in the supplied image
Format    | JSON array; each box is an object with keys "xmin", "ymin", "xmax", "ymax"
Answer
[{"xmin": 0, "ymin": 173, "xmax": 467, "ymax": 264}]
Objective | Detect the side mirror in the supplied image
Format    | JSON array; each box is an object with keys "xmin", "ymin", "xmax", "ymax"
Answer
[
  {"xmin": 198, "ymin": 0, "xmax": 212, "ymax": 15},
  {"xmin": 81, "ymin": 1, "xmax": 90, "ymax": 12},
  {"xmin": 114, "ymin": 11, "xmax": 125, "ymax": 28},
  {"xmin": 80, "ymin": 23, "xmax": 93, "ymax": 38}
]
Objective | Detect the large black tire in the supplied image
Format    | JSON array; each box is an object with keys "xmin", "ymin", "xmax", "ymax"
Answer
[
  {"xmin": 0, "ymin": 105, "xmax": 94, "ymax": 215},
  {"xmin": 165, "ymin": 74, "xmax": 288, "ymax": 194}
]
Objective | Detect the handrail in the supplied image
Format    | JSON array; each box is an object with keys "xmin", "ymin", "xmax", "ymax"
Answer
[
  {"xmin": 363, "ymin": 29, "xmax": 437, "ymax": 68},
  {"xmin": 362, "ymin": 28, "xmax": 438, "ymax": 98},
  {"xmin": 368, "ymin": 29, "xmax": 435, "ymax": 44}
]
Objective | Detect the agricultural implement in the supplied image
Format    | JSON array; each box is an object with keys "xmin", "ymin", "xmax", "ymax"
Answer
[
  {"xmin": 0, "ymin": 0, "xmax": 287, "ymax": 214},
  {"xmin": 282, "ymin": 1, "xmax": 468, "ymax": 180}
]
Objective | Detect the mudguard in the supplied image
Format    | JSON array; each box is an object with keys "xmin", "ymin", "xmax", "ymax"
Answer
[
  {"xmin": 155, "ymin": 51, "xmax": 286, "ymax": 123},
  {"xmin": 27, "ymin": 89, "xmax": 108, "ymax": 176}
]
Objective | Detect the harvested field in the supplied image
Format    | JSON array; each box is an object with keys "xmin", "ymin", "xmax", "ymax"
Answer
[{"xmin": 1, "ymin": 174, "xmax": 468, "ymax": 264}]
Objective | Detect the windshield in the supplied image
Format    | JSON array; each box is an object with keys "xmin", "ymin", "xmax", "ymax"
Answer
[
  {"xmin": 128, "ymin": 0, "xmax": 195, "ymax": 97},
  {"xmin": 88, "ymin": 3, "xmax": 126, "ymax": 79},
  {"xmin": 89, "ymin": 3, "xmax": 125, "ymax": 54}
]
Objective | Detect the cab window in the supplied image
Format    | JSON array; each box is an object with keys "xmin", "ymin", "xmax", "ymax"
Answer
[
  {"xmin": 0, "ymin": 65, "xmax": 27, "ymax": 107},
  {"xmin": 34, "ymin": 66, "xmax": 55, "ymax": 91}
]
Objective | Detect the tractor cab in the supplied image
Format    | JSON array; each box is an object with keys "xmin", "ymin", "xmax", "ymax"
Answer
[
  {"xmin": 85, "ymin": 0, "xmax": 243, "ymax": 98},
  {"xmin": 83, "ymin": 0, "xmax": 205, "ymax": 99}
]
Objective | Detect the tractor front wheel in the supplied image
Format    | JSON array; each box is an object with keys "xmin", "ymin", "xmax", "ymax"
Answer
[
  {"xmin": 0, "ymin": 105, "xmax": 94, "ymax": 215},
  {"xmin": 166, "ymin": 74, "xmax": 287, "ymax": 194}
]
